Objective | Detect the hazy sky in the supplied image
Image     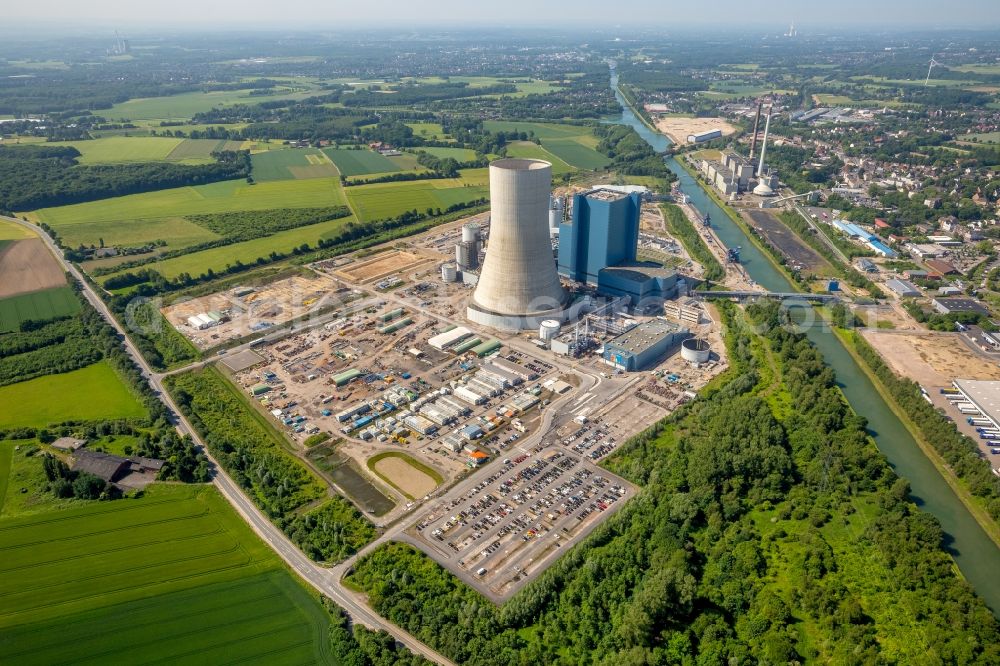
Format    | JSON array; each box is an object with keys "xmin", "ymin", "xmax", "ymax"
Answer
[{"xmin": 7, "ymin": 0, "xmax": 999, "ymax": 28}]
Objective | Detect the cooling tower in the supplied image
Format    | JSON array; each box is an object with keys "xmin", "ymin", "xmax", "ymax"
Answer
[{"xmin": 468, "ymin": 159, "xmax": 569, "ymax": 330}]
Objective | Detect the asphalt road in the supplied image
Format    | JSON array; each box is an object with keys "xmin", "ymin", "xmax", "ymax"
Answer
[{"xmin": 3, "ymin": 215, "xmax": 455, "ymax": 666}]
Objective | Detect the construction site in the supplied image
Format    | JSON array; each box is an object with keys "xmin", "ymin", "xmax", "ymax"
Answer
[{"xmin": 169, "ymin": 157, "xmax": 729, "ymax": 588}]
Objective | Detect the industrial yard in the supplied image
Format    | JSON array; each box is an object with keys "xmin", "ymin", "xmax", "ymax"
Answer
[{"xmin": 161, "ymin": 273, "xmax": 356, "ymax": 350}]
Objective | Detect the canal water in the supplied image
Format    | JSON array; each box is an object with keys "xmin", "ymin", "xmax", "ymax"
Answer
[{"xmin": 608, "ymin": 70, "xmax": 1000, "ymax": 612}]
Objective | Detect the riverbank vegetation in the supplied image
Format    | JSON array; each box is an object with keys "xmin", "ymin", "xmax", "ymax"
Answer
[
  {"xmin": 847, "ymin": 330, "xmax": 1000, "ymax": 527},
  {"xmin": 661, "ymin": 203, "xmax": 724, "ymax": 282},
  {"xmin": 346, "ymin": 301, "xmax": 1000, "ymax": 665}
]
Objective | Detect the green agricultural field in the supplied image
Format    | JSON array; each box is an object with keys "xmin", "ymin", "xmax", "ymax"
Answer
[
  {"xmin": 485, "ymin": 120, "xmax": 592, "ymax": 140},
  {"xmin": 322, "ymin": 148, "xmax": 401, "ymax": 177},
  {"xmin": 0, "ymin": 218, "xmax": 34, "ymax": 240},
  {"xmin": 48, "ymin": 136, "xmax": 184, "ymax": 164},
  {"xmin": 252, "ymin": 148, "xmax": 340, "ymax": 181},
  {"xmin": 165, "ymin": 137, "xmax": 229, "ymax": 161},
  {"xmin": 967, "ymin": 131, "xmax": 1000, "ymax": 144},
  {"xmin": 345, "ymin": 180, "xmax": 487, "ymax": 222},
  {"xmin": 0, "ymin": 361, "xmax": 145, "ymax": 428},
  {"xmin": 33, "ymin": 178, "xmax": 348, "ymax": 249},
  {"xmin": 0, "ymin": 484, "xmax": 335, "ymax": 664},
  {"xmin": 953, "ymin": 63, "xmax": 1000, "ymax": 75},
  {"xmin": 416, "ymin": 146, "xmax": 478, "ymax": 161},
  {"xmin": 0, "ymin": 286, "xmax": 79, "ymax": 333},
  {"xmin": 405, "ymin": 122, "xmax": 447, "ymax": 139},
  {"xmin": 542, "ymin": 139, "xmax": 609, "ymax": 170},
  {"xmin": 61, "ymin": 216, "xmax": 221, "ymax": 254},
  {"xmin": 505, "ymin": 141, "xmax": 575, "ymax": 175},
  {"xmin": 104, "ymin": 86, "xmax": 326, "ymax": 122},
  {"xmin": 114, "ymin": 216, "xmax": 356, "ymax": 280}
]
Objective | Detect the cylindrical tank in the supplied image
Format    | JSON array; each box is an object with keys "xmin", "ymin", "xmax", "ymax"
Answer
[
  {"xmin": 462, "ymin": 223, "xmax": 480, "ymax": 244},
  {"xmin": 441, "ymin": 264, "xmax": 458, "ymax": 282},
  {"xmin": 539, "ymin": 319, "xmax": 561, "ymax": 341},
  {"xmin": 468, "ymin": 159, "xmax": 568, "ymax": 329},
  {"xmin": 681, "ymin": 338, "xmax": 711, "ymax": 364}
]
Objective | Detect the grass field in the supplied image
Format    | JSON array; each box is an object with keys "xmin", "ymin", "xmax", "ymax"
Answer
[
  {"xmin": 505, "ymin": 141, "xmax": 575, "ymax": 175},
  {"xmin": 483, "ymin": 120, "xmax": 609, "ymax": 170},
  {"xmin": 49, "ymin": 137, "xmax": 184, "ymax": 164},
  {"xmin": 104, "ymin": 86, "xmax": 326, "ymax": 122},
  {"xmin": 966, "ymin": 131, "xmax": 1000, "ymax": 144},
  {"xmin": 0, "ymin": 286, "xmax": 79, "ymax": 332},
  {"xmin": 165, "ymin": 138, "xmax": 229, "ymax": 161},
  {"xmin": 322, "ymin": 148, "xmax": 401, "ymax": 177},
  {"xmin": 0, "ymin": 483, "xmax": 334, "ymax": 664},
  {"xmin": 415, "ymin": 146, "xmax": 478, "ymax": 161},
  {"xmin": 0, "ymin": 218, "xmax": 34, "ymax": 240},
  {"xmin": 252, "ymin": 148, "xmax": 340, "ymax": 181},
  {"xmin": 0, "ymin": 361, "xmax": 146, "ymax": 428},
  {"xmin": 33, "ymin": 178, "xmax": 348, "ymax": 249},
  {"xmin": 405, "ymin": 122, "xmax": 447, "ymax": 139},
  {"xmin": 113, "ymin": 216, "xmax": 356, "ymax": 280},
  {"xmin": 345, "ymin": 179, "xmax": 488, "ymax": 222}
]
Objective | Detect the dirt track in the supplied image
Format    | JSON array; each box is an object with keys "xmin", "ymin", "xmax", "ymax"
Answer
[{"xmin": 0, "ymin": 239, "xmax": 65, "ymax": 298}]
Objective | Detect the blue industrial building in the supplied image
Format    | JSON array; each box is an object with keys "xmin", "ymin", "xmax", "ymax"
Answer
[
  {"xmin": 602, "ymin": 319, "xmax": 689, "ymax": 371},
  {"xmin": 559, "ymin": 189, "xmax": 680, "ymax": 303}
]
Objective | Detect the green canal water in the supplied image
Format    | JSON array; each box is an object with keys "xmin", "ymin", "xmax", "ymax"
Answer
[{"xmin": 608, "ymin": 69, "xmax": 1000, "ymax": 612}]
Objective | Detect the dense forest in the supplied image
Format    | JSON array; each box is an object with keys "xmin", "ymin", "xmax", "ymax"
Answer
[
  {"xmin": 346, "ymin": 301, "xmax": 1000, "ymax": 664},
  {"xmin": 593, "ymin": 124, "xmax": 675, "ymax": 184},
  {"xmin": 0, "ymin": 145, "xmax": 251, "ymax": 211},
  {"xmin": 166, "ymin": 366, "xmax": 377, "ymax": 563}
]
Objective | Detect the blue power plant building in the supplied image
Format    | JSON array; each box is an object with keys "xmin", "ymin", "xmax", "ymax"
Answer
[{"xmin": 558, "ymin": 188, "xmax": 679, "ymax": 303}]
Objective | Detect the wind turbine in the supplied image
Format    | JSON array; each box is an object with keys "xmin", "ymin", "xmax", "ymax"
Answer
[{"xmin": 924, "ymin": 54, "xmax": 942, "ymax": 87}]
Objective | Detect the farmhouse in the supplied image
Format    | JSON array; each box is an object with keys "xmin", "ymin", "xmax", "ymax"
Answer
[{"xmin": 71, "ymin": 450, "xmax": 165, "ymax": 485}]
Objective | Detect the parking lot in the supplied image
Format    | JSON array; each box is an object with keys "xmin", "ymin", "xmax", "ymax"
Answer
[{"xmin": 410, "ymin": 446, "xmax": 635, "ymax": 602}]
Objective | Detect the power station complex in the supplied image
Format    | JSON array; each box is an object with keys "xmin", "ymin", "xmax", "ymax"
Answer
[{"xmin": 462, "ymin": 158, "xmax": 703, "ymax": 372}]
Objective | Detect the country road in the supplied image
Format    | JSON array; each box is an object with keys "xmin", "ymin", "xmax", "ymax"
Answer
[{"xmin": 3, "ymin": 215, "xmax": 455, "ymax": 666}]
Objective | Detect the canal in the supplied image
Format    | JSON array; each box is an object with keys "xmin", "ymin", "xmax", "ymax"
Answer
[{"xmin": 608, "ymin": 69, "xmax": 1000, "ymax": 612}]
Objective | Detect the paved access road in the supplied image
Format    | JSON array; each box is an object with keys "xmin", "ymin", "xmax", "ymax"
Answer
[{"xmin": 3, "ymin": 215, "xmax": 455, "ymax": 666}]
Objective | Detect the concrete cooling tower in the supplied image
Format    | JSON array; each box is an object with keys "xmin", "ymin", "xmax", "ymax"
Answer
[{"xmin": 468, "ymin": 159, "xmax": 569, "ymax": 330}]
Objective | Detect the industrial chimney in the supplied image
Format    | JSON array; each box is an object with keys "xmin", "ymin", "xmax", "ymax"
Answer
[
  {"xmin": 467, "ymin": 159, "xmax": 569, "ymax": 330},
  {"xmin": 753, "ymin": 106, "xmax": 775, "ymax": 196}
]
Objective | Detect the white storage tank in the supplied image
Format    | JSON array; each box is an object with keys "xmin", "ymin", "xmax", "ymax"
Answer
[
  {"xmin": 681, "ymin": 338, "xmax": 711, "ymax": 364},
  {"xmin": 539, "ymin": 319, "xmax": 561, "ymax": 341},
  {"xmin": 462, "ymin": 223, "xmax": 480, "ymax": 244},
  {"xmin": 441, "ymin": 263, "xmax": 458, "ymax": 282}
]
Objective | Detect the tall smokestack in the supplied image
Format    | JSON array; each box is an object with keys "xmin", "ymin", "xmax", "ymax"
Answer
[
  {"xmin": 753, "ymin": 106, "xmax": 776, "ymax": 196},
  {"xmin": 748, "ymin": 102, "xmax": 763, "ymax": 161},
  {"xmin": 756, "ymin": 105, "xmax": 773, "ymax": 178}
]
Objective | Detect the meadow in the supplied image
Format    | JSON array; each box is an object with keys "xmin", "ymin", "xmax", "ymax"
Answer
[
  {"xmin": 405, "ymin": 122, "xmax": 448, "ymax": 139},
  {"xmin": 33, "ymin": 177, "xmax": 348, "ymax": 248},
  {"xmin": 0, "ymin": 483, "xmax": 335, "ymax": 665},
  {"xmin": 345, "ymin": 178, "xmax": 487, "ymax": 222},
  {"xmin": 416, "ymin": 146, "xmax": 478, "ymax": 161},
  {"xmin": 504, "ymin": 141, "xmax": 575, "ymax": 175},
  {"xmin": 111, "ymin": 216, "xmax": 356, "ymax": 280},
  {"xmin": 322, "ymin": 148, "xmax": 401, "ymax": 177},
  {"xmin": 0, "ymin": 361, "xmax": 146, "ymax": 428},
  {"xmin": 0, "ymin": 218, "xmax": 34, "ymax": 240},
  {"xmin": 483, "ymin": 120, "xmax": 609, "ymax": 170},
  {"xmin": 0, "ymin": 286, "xmax": 80, "ymax": 332},
  {"xmin": 252, "ymin": 148, "xmax": 339, "ymax": 181},
  {"xmin": 103, "ymin": 86, "xmax": 326, "ymax": 122}
]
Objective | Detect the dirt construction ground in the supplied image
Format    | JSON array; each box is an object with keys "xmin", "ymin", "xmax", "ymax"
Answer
[
  {"xmin": 373, "ymin": 456, "xmax": 438, "ymax": 498},
  {"xmin": 334, "ymin": 250, "xmax": 437, "ymax": 284},
  {"xmin": 0, "ymin": 239, "xmax": 65, "ymax": 298},
  {"xmin": 861, "ymin": 330, "xmax": 1000, "ymax": 386},
  {"xmin": 653, "ymin": 116, "xmax": 737, "ymax": 144}
]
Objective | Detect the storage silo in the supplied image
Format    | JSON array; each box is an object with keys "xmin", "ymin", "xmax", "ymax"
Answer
[
  {"xmin": 539, "ymin": 319, "xmax": 561, "ymax": 341},
  {"xmin": 548, "ymin": 196, "xmax": 563, "ymax": 237},
  {"xmin": 681, "ymin": 338, "xmax": 711, "ymax": 364},
  {"xmin": 441, "ymin": 264, "xmax": 458, "ymax": 282},
  {"xmin": 462, "ymin": 223, "xmax": 480, "ymax": 244},
  {"xmin": 468, "ymin": 159, "xmax": 569, "ymax": 330}
]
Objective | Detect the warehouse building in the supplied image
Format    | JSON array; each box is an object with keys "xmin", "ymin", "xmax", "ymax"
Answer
[
  {"xmin": 885, "ymin": 279, "xmax": 921, "ymax": 298},
  {"xmin": 932, "ymin": 298, "xmax": 990, "ymax": 316},
  {"xmin": 602, "ymin": 319, "xmax": 689, "ymax": 372},
  {"xmin": 428, "ymin": 326, "xmax": 474, "ymax": 351},
  {"xmin": 688, "ymin": 129, "xmax": 722, "ymax": 143}
]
